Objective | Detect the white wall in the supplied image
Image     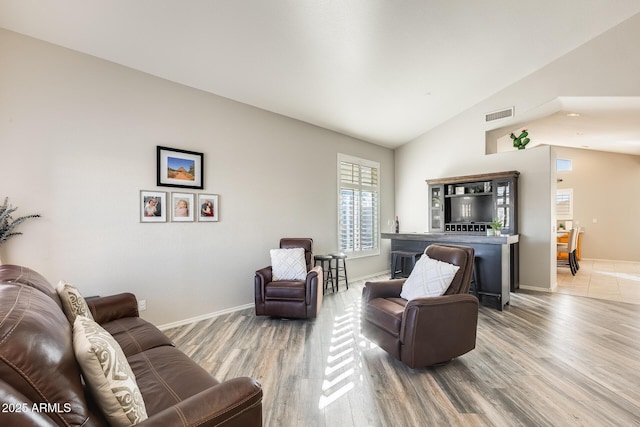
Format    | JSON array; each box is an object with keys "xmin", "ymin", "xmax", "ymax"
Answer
[
  {"xmin": 397, "ymin": 126, "xmax": 554, "ymax": 291},
  {"xmin": 0, "ymin": 29, "xmax": 394, "ymax": 325},
  {"xmin": 555, "ymin": 147, "xmax": 640, "ymax": 261},
  {"xmin": 395, "ymin": 12, "xmax": 640, "ymax": 291}
]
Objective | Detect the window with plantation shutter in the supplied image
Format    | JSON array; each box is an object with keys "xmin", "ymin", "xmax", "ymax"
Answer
[
  {"xmin": 556, "ymin": 188, "xmax": 573, "ymax": 220},
  {"xmin": 338, "ymin": 154, "xmax": 380, "ymax": 256}
]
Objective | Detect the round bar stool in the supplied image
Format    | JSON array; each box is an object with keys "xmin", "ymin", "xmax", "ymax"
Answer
[
  {"xmin": 390, "ymin": 251, "xmax": 422, "ymax": 279},
  {"xmin": 314, "ymin": 255, "xmax": 335, "ymax": 293},
  {"xmin": 330, "ymin": 252, "xmax": 349, "ymax": 291}
]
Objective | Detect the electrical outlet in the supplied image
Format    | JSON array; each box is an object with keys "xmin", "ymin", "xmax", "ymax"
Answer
[{"xmin": 138, "ymin": 299, "xmax": 147, "ymax": 311}]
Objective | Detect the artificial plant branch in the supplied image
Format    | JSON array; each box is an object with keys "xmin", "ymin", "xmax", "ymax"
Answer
[{"xmin": 0, "ymin": 197, "xmax": 41, "ymax": 245}]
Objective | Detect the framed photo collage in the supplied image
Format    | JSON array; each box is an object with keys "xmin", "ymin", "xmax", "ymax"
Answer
[{"xmin": 140, "ymin": 146, "xmax": 219, "ymax": 223}]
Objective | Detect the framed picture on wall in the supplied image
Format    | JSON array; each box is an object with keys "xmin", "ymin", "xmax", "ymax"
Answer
[
  {"xmin": 197, "ymin": 194, "xmax": 219, "ymax": 222},
  {"xmin": 171, "ymin": 192, "xmax": 195, "ymax": 222},
  {"xmin": 157, "ymin": 146, "xmax": 204, "ymax": 189},
  {"xmin": 140, "ymin": 191, "xmax": 167, "ymax": 222}
]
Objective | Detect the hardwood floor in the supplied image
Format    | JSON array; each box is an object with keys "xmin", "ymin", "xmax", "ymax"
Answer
[{"xmin": 164, "ymin": 276, "xmax": 640, "ymax": 426}]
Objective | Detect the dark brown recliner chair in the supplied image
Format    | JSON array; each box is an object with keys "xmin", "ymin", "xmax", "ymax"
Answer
[
  {"xmin": 362, "ymin": 244, "xmax": 478, "ymax": 368},
  {"xmin": 255, "ymin": 238, "xmax": 323, "ymax": 319}
]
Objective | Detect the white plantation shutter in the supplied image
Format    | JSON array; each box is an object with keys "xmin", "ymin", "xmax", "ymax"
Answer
[
  {"xmin": 338, "ymin": 155, "xmax": 379, "ymax": 254},
  {"xmin": 556, "ymin": 189, "xmax": 573, "ymax": 220}
]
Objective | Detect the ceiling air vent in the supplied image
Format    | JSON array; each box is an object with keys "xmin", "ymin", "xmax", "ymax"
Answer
[{"xmin": 485, "ymin": 107, "xmax": 514, "ymax": 122}]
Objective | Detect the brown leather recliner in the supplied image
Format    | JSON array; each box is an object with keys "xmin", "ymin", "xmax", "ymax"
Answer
[
  {"xmin": 255, "ymin": 238, "xmax": 323, "ymax": 319},
  {"xmin": 362, "ymin": 244, "xmax": 478, "ymax": 368}
]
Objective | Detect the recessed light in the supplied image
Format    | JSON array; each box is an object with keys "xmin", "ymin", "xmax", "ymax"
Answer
[{"xmin": 567, "ymin": 113, "xmax": 580, "ymax": 117}]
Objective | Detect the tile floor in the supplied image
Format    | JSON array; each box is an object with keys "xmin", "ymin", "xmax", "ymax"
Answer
[{"xmin": 556, "ymin": 258, "xmax": 640, "ymax": 304}]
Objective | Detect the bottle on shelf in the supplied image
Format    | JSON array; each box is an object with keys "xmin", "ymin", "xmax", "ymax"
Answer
[{"xmin": 395, "ymin": 216, "xmax": 399, "ymax": 233}]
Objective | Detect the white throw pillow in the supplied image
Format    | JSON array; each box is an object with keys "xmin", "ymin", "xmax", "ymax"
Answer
[
  {"xmin": 56, "ymin": 280, "xmax": 95, "ymax": 324},
  {"xmin": 73, "ymin": 316, "xmax": 148, "ymax": 426},
  {"xmin": 400, "ymin": 255, "xmax": 460, "ymax": 300},
  {"xmin": 270, "ymin": 248, "xmax": 307, "ymax": 281}
]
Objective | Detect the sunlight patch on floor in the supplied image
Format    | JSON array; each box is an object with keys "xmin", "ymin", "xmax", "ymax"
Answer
[{"xmin": 318, "ymin": 301, "xmax": 376, "ymax": 410}]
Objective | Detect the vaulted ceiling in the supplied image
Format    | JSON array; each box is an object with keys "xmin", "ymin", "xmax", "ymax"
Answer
[{"xmin": 1, "ymin": 1, "xmax": 639, "ymax": 149}]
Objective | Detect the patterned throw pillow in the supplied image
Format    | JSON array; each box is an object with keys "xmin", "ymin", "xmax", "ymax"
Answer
[
  {"xmin": 56, "ymin": 280, "xmax": 94, "ymax": 324},
  {"xmin": 400, "ymin": 255, "xmax": 460, "ymax": 300},
  {"xmin": 270, "ymin": 248, "xmax": 307, "ymax": 281},
  {"xmin": 73, "ymin": 316, "xmax": 148, "ymax": 426}
]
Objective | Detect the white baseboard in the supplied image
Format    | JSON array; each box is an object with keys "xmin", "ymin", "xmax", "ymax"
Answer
[
  {"xmin": 518, "ymin": 284, "xmax": 555, "ymax": 293},
  {"xmin": 352, "ymin": 270, "xmax": 391, "ymax": 282},
  {"xmin": 581, "ymin": 257, "xmax": 637, "ymax": 263},
  {"xmin": 157, "ymin": 303, "xmax": 254, "ymax": 331},
  {"xmin": 156, "ymin": 270, "xmax": 393, "ymax": 331}
]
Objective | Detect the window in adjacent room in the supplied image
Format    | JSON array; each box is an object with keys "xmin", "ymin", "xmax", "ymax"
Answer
[
  {"xmin": 556, "ymin": 188, "xmax": 574, "ymax": 220},
  {"xmin": 338, "ymin": 154, "xmax": 380, "ymax": 256},
  {"xmin": 556, "ymin": 158, "xmax": 572, "ymax": 172}
]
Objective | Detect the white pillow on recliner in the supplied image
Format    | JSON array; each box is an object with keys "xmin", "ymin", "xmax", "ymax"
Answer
[
  {"xmin": 400, "ymin": 255, "xmax": 460, "ymax": 300},
  {"xmin": 270, "ymin": 248, "xmax": 307, "ymax": 281}
]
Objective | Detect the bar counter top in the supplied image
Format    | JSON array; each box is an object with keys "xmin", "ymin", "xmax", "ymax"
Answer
[
  {"xmin": 381, "ymin": 232, "xmax": 519, "ymax": 245},
  {"xmin": 382, "ymin": 232, "xmax": 520, "ymax": 310}
]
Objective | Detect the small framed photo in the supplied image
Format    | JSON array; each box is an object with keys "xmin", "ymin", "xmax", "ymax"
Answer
[
  {"xmin": 171, "ymin": 192, "xmax": 195, "ymax": 222},
  {"xmin": 140, "ymin": 191, "xmax": 167, "ymax": 222},
  {"xmin": 157, "ymin": 146, "xmax": 204, "ymax": 189},
  {"xmin": 198, "ymin": 194, "xmax": 219, "ymax": 222}
]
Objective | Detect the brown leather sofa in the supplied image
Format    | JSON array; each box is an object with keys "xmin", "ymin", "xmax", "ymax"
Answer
[
  {"xmin": 362, "ymin": 244, "xmax": 478, "ymax": 369},
  {"xmin": 0, "ymin": 265, "xmax": 263, "ymax": 426},
  {"xmin": 254, "ymin": 238, "xmax": 322, "ymax": 319}
]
